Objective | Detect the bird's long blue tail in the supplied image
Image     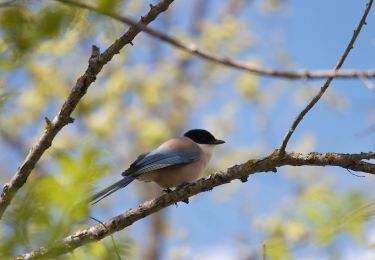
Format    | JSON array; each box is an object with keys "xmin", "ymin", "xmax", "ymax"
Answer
[{"xmin": 90, "ymin": 176, "xmax": 135, "ymax": 204}]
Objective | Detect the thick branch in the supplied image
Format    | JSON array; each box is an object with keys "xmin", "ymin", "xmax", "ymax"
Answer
[
  {"xmin": 0, "ymin": 0, "xmax": 175, "ymax": 220},
  {"xmin": 18, "ymin": 151, "xmax": 375, "ymax": 259},
  {"xmin": 56, "ymin": 0, "xmax": 375, "ymax": 80},
  {"xmin": 279, "ymin": 0, "xmax": 373, "ymax": 155}
]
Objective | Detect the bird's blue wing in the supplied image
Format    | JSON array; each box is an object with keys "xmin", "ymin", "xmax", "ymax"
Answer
[
  {"xmin": 91, "ymin": 150, "xmax": 199, "ymax": 204},
  {"xmin": 122, "ymin": 150, "xmax": 199, "ymax": 176}
]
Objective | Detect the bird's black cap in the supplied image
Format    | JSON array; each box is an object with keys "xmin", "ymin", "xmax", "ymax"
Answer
[{"xmin": 184, "ymin": 129, "xmax": 225, "ymax": 145}]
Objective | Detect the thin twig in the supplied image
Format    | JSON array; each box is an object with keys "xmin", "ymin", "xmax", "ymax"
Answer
[
  {"xmin": 0, "ymin": 0, "xmax": 175, "ymax": 220},
  {"xmin": 56, "ymin": 0, "xmax": 375, "ymax": 80},
  {"xmin": 18, "ymin": 151, "xmax": 375, "ymax": 259},
  {"xmin": 279, "ymin": 0, "xmax": 373, "ymax": 156},
  {"xmin": 346, "ymin": 168, "xmax": 365, "ymax": 177},
  {"xmin": 90, "ymin": 217, "xmax": 121, "ymax": 260}
]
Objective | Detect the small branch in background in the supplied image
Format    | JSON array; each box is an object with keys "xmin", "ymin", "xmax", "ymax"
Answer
[
  {"xmin": 262, "ymin": 243, "xmax": 266, "ymax": 260},
  {"xmin": 189, "ymin": 0, "xmax": 209, "ymax": 36},
  {"xmin": 220, "ymin": 0, "xmax": 252, "ymax": 18},
  {"xmin": 355, "ymin": 125, "xmax": 375, "ymax": 139},
  {"xmin": 0, "ymin": 0, "xmax": 16, "ymax": 8},
  {"xmin": 18, "ymin": 151, "xmax": 375, "ymax": 259},
  {"xmin": 0, "ymin": 0, "xmax": 175, "ymax": 220},
  {"xmin": 55, "ymin": 0, "xmax": 375, "ymax": 80},
  {"xmin": 279, "ymin": 0, "xmax": 373, "ymax": 156},
  {"xmin": 359, "ymin": 74, "xmax": 375, "ymax": 95},
  {"xmin": 144, "ymin": 188, "xmax": 165, "ymax": 260},
  {"xmin": 0, "ymin": 127, "xmax": 26, "ymax": 155}
]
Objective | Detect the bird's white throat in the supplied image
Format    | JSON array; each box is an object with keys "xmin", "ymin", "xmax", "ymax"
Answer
[{"xmin": 198, "ymin": 144, "xmax": 216, "ymax": 161}]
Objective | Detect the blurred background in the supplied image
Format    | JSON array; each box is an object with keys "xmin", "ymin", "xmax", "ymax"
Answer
[{"xmin": 0, "ymin": 0, "xmax": 375, "ymax": 259}]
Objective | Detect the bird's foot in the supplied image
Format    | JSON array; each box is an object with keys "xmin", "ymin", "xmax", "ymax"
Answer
[
  {"xmin": 176, "ymin": 183, "xmax": 190, "ymax": 204},
  {"xmin": 165, "ymin": 184, "xmax": 190, "ymax": 206},
  {"xmin": 173, "ymin": 198, "xmax": 189, "ymax": 207},
  {"xmin": 240, "ymin": 176, "xmax": 248, "ymax": 183}
]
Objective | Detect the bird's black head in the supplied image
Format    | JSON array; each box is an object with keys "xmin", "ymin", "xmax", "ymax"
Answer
[{"xmin": 184, "ymin": 129, "xmax": 225, "ymax": 145}]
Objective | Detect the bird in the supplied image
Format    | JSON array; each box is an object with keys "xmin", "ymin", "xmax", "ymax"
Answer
[{"xmin": 90, "ymin": 129, "xmax": 225, "ymax": 204}]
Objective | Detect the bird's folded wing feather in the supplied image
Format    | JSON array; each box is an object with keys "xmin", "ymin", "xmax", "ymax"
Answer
[{"xmin": 122, "ymin": 150, "xmax": 199, "ymax": 176}]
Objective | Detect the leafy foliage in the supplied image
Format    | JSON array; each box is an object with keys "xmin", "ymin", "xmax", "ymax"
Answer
[
  {"xmin": 0, "ymin": 146, "xmax": 111, "ymax": 258},
  {"xmin": 258, "ymin": 183, "xmax": 375, "ymax": 259},
  {"xmin": 0, "ymin": 3, "xmax": 74, "ymax": 55}
]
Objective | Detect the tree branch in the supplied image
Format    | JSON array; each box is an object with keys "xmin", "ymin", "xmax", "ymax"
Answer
[
  {"xmin": 0, "ymin": 0, "xmax": 175, "ymax": 220},
  {"xmin": 0, "ymin": 0, "xmax": 15, "ymax": 8},
  {"xmin": 18, "ymin": 151, "xmax": 375, "ymax": 259},
  {"xmin": 279, "ymin": 0, "xmax": 373, "ymax": 156},
  {"xmin": 56, "ymin": 0, "xmax": 375, "ymax": 80}
]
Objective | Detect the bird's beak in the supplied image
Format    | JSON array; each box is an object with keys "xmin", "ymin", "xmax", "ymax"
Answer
[{"xmin": 212, "ymin": 139, "xmax": 225, "ymax": 145}]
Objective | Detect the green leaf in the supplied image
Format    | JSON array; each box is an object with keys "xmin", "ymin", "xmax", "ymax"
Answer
[{"xmin": 97, "ymin": 0, "xmax": 122, "ymax": 12}]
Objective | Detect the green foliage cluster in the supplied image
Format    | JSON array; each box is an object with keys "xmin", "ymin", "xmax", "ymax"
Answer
[
  {"xmin": 0, "ymin": 2, "xmax": 76, "ymax": 71},
  {"xmin": 0, "ymin": 146, "xmax": 120, "ymax": 258},
  {"xmin": 257, "ymin": 177, "xmax": 374, "ymax": 259}
]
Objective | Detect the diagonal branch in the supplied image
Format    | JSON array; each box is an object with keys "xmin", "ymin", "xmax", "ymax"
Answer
[
  {"xmin": 0, "ymin": 0, "xmax": 175, "ymax": 220},
  {"xmin": 279, "ymin": 0, "xmax": 373, "ymax": 156},
  {"xmin": 56, "ymin": 0, "xmax": 375, "ymax": 80},
  {"xmin": 18, "ymin": 150, "xmax": 375, "ymax": 259}
]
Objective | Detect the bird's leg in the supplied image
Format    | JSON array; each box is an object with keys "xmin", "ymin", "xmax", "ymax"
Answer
[
  {"xmin": 175, "ymin": 182, "xmax": 190, "ymax": 204},
  {"xmin": 163, "ymin": 185, "xmax": 190, "ymax": 204},
  {"xmin": 162, "ymin": 188, "xmax": 183, "ymax": 206}
]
